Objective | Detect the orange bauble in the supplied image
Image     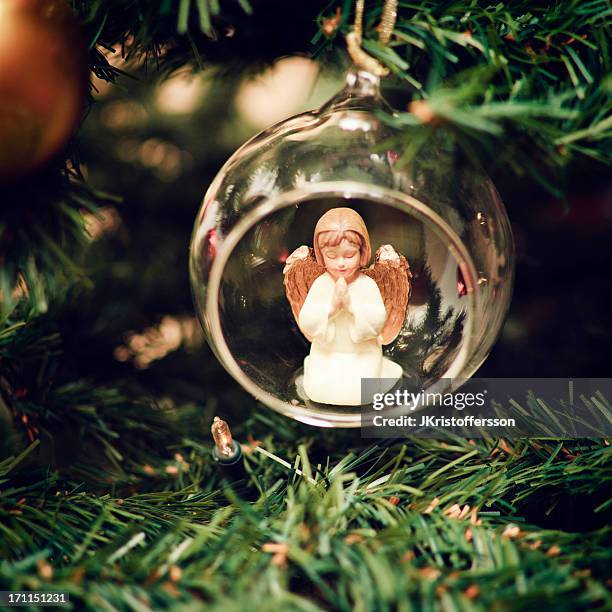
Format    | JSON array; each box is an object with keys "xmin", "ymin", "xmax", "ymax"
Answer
[{"xmin": 0, "ymin": 0, "xmax": 89, "ymax": 181}]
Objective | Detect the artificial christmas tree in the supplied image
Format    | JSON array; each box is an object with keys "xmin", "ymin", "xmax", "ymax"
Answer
[{"xmin": 1, "ymin": 1, "xmax": 611, "ymax": 609}]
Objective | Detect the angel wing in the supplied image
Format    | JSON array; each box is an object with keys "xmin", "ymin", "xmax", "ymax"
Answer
[
  {"xmin": 283, "ymin": 246, "xmax": 325, "ymax": 335},
  {"xmin": 363, "ymin": 244, "xmax": 412, "ymax": 345}
]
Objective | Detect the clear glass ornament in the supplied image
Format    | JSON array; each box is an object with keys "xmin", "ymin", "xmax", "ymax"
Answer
[{"xmin": 189, "ymin": 69, "xmax": 514, "ymax": 427}]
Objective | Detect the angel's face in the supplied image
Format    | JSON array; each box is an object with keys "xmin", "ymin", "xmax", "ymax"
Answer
[{"xmin": 321, "ymin": 239, "xmax": 361, "ymax": 283}]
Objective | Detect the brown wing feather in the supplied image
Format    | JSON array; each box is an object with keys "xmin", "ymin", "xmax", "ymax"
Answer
[
  {"xmin": 363, "ymin": 246, "xmax": 412, "ymax": 345},
  {"xmin": 283, "ymin": 246, "xmax": 325, "ymax": 339}
]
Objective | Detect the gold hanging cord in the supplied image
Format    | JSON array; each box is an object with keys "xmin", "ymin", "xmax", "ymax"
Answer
[{"xmin": 346, "ymin": 0, "xmax": 398, "ymax": 76}]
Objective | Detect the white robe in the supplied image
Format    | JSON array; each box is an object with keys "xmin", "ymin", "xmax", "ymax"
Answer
[{"xmin": 298, "ymin": 272, "xmax": 402, "ymax": 405}]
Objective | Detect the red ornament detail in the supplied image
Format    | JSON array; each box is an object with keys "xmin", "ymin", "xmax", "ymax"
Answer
[
  {"xmin": 387, "ymin": 150, "xmax": 400, "ymax": 165},
  {"xmin": 207, "ymin": 228, "xmax": 217, "ymax": 258},
  {"xmin": 457, "ymin": 267, "xmax": 468, "ymax": 297}
]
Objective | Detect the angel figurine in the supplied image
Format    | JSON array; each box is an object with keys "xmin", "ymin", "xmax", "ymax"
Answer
[{"xmin": 283, "ymin": 207, "xmax": 411, "ymax": 406}]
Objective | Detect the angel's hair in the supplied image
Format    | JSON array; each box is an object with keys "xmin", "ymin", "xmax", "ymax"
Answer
[
  {"xmin": 317, "ymin": 229, "xmax": 362, "ymax": 251},
  {"xmin": 313, "ymin": 207, "xmax": 371, "ymax": 267}
]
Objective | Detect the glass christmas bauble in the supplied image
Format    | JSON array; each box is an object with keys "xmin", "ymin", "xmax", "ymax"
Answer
[{"xmin": 189, "ymin": 70, "xmax": 514, "ymax": 427}]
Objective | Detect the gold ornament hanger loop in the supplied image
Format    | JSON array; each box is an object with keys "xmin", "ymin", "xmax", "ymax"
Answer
[{"xmin": 346, "ymin": 0, "xmax": 398, "ymax": 77}]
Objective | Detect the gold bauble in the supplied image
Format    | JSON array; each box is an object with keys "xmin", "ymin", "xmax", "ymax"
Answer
[{"xmin": 0, "ymin": 0, "xmax": 89, "ymax": 181}]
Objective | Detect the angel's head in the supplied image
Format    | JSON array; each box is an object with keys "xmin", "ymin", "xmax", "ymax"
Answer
[{"xmin": 314, "ymin": 208, "xmax": 371, "ymax": 282}]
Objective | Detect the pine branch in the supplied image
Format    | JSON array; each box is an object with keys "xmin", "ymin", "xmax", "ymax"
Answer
[
  {"xmin": 323, "ymin": 0, "xmax": 612, "ymax": 191},
  {"xmin": 0, "ymin": 311, "xmax": 206, "ymax": 484},
  {"xmin": 0, "ymin": 165, "xmax": 118, "ymax": 324},
  {"xmin": 0, "ymin": 434, "xmax": 610, "ymax": 609}
]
